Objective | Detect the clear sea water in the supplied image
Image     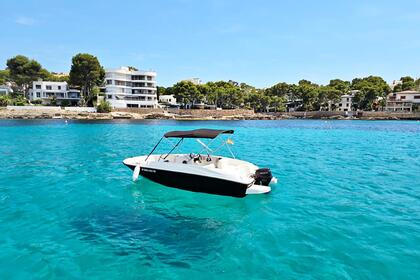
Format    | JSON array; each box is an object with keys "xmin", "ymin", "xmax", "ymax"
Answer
[{"xmin": 0, "ymin": 120, "xmax": 419, "ymax": 279}]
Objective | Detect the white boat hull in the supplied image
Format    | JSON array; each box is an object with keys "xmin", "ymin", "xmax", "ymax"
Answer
[{"xmin": 124, "ymin": 154, "xmax": 276, "ymax": 198}]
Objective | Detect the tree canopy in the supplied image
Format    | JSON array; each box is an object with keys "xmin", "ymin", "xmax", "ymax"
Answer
[
  {"xmin": 351, "ymin": 76, "xmax": 390, "ymax": 110},
  {"xmin": 0, "ymin": 69, "xmax": 9, "ymax": 85},
  {"xmin": 6, "ymin": 55, "xmax": 49, "ymax": 96},
  {"xmin": 69, "ymin": 53, "xmax": 105, "ymax": 106}
]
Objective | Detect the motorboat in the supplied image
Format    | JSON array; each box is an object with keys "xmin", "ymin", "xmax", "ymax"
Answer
[{"xmin": 123, "ymin": 129, "xmax": 277, "ymax": 198}]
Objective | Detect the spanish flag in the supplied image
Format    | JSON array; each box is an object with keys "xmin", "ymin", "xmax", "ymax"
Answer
[{"xmin": 226, "ymin": 138, "xmax": 234, "ymax": 145}]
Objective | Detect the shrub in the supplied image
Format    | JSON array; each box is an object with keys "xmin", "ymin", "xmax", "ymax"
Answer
[
  {"xmin": 96, "ymin": 100, "xmax": 112, "ymax": 113},
  {"xmin": 60, "ymin": 100, "xmax": 70, "ymax": 107},
  {"xmin": 10, "ymin": 96, "xmax": 28, "ymax": 106},
  {"xmin": 0, "ymin": 96, "xmax": 11, "ymax": 107},
  {"xmin": 32, "ymin": 99, "xmax": 43, "ymax": 105}
]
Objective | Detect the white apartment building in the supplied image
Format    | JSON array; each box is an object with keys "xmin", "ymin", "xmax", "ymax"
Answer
[
  {"xmin": 385, "ymin": 90, "xmax": 420, "ymax": 112},
  {"xmin": 29, "ymin": 81, "xmax": 80, "ymax": 105},
  {"xmin": 104, "ymin": 66, "xmax": 158, "ymax": 108}
]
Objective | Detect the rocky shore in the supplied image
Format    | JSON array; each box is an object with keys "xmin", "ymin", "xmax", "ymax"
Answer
[
  {"xmin": 1, "ymin": 107, "xmax": 419, "ymax": 121},
  {"xmin": 0, "ymin": 108, "xmax": 277, "ymax": 120}
]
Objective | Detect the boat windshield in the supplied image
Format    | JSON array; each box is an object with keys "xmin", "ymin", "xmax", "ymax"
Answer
[{"xmin": 145, "ymin": 129, "xmax": 236, "ymax": 161}]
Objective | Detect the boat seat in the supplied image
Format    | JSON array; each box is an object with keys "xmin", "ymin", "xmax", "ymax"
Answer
[{"xmin": 202, "ymin": 163, "xmax": 216, "ymax": 169}]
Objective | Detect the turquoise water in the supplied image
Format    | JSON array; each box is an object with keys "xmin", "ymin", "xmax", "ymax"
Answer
[{"xmin": 0, "ymin": 120, "xmax": 419, "ymax": 279}]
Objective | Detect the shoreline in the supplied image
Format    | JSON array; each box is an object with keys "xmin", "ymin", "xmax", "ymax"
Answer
[{"xmin": 1, "ymin": 108, "xmax": 419, "ymax": 121}]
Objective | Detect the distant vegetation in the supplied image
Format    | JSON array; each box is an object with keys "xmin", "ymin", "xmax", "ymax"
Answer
[
  {"xmin": 96, "ymin": 100, "xmax": 112, "ymax": 113},
  {"xmin": 1, "ymin": 54, "xmax": 419, "ymax": 111},
  {"xmin": 159, "ymin": 76, "xmax": 419, "ymax": 112}
]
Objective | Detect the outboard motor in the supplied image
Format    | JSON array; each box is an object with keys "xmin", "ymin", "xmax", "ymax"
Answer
[{"xmin": 254, "ymin": 168, "xmax": 273, "ymax": 186}]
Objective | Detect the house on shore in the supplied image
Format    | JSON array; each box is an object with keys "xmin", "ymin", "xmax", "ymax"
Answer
[
  {"xmin": 286, "ymin": 100, "xmax": 302, "ymax": 112},
  {"xmin": 0, "ymin": 85, "xmax": 13, "ymax": 96},
  {"xmin": 385, "ymin": 90, "xmax": 420, "ymax": 112},
  {"xmin": 29, "ymin": 81, "xmax": 80, "ymax": 105},
  {"xmin": 104, "ymin": 66, "xmax": 158, "ymax": 109},
  {"xmin": 336, "ymin": 90, "xmax": 359, "ymax": 112},
  {"xmin": 158, "ymin": 94, "xmax": 180, "ymax": 108}
]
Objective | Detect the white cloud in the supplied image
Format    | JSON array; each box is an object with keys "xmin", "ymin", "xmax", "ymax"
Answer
[{"xmin": 15, "ymin": 16, "xmax": 35, "ymax": 26}]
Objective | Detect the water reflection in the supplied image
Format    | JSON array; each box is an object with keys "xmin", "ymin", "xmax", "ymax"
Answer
[{"xmin": 70, "ymin": 206, "xmax": 225, "ymax": 264}]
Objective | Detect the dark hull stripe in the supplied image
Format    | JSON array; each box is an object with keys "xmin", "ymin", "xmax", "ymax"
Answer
[{"xmin": 126, "ymin": 164, "xmax": 249, "ymax": 198}]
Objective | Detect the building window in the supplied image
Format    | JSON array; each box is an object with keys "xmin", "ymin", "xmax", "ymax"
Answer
[
  {"xmin": 58, "ymin": 86, "xmax": 61, "ymax": 90},
  {"xmin": 107, "ymin": 95, "xmax": 113, "ymax": 99},
  {"xmin": 414, "ymin": 95, "xmax": 420, "ymax": 99},
  {"xmin": 36, "ymin": 92, "xmax": 41, "ymax": 98},
  {"xmin": 36, "ymin": 85, "xmax": 41, "ymax": 89},
  {"xmin": 46, "ymin": 85, "xmax": 52, "ymax": 90},
  {"xmin": 107, "ymin": 80, "xmax": 113, "ymax": 85},
  {"xmin": 401, "ymin": 96, "xmax": 406, "ymax": 99},
  {"xmin": 127, "ymin": 104, "xmax": 139, "ymax": 108}
]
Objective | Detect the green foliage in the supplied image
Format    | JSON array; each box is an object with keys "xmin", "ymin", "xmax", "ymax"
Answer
[
  {"xmin": 50, "ymin": 96, "xmax": 57, "ymax": 106},
  {"xmin": 393, "ymin": 84, "xmax": 402, "ymax": 92},
  {"xmin": 203, "ymin": 81, "xmax": 243, "ymax": 109},
  {"xmin": 60, "ymin": 100, "xmax": 70, "ymax": 107},
  {"xmin": 400, "ymin": 76, "xmax": 416, "ymax": 91},
  {"xmin": 316, "ymin": 86, "xmax": 342, "ymax": 111},
  {"xmin": 172, "ymin": 81, "xmax": 202, "ymax": 106},
  {"xmin": 48, "ymin": 73, "xmax": 69, "ymax": 82},
  {"xmin": 91, "ymin": 86, "xmax": 100, "ymax": 102},
  {"xmin": 328, "ymin": 79, "xmax": 350, "ymax": 93},
  {"xmin": 0, "ymin": 69, "xmax": 10, "ymax": 84},
  {"xmin": 96, "ymin": 100, "xmax": 112, "ymax": 113},
  {"xmin": 69, "ymin": 53, "xmax": 105, "ymax": 106},
  {"xmin": 6, "ymin": 55, "xmax": 49, "ymax": 97},
  {"xmin": 351, "ymin": 76, "xmax": 390, "ymax": 110},
  {"xmin": 157, "ymin": 86, "xmax": 166, "ymax": 98},
  {"xmin": 2, "ymin": 95, "xmax": 28, "ymax": 106},
  {"xmin": 265, "ymin": 82, "xmax": 290, "ymax": 97},
  {"xmin": 0, "ymin": 96, "xmax": 10, "ymax": 106},
  {"xmin": 31, "ymin": 99, "xmax": 43, "ymax": 105}
]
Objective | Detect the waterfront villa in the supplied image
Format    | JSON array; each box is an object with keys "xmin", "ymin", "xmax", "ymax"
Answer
[
  {"xmin": 29, "ymin": 81, "xmax": 80, "ymax": 105},
  {"xmin": 0, "ymin": 85, "xmax": 13, "ymax": 96},
  {"xmin": 336, "ymin": 91, "xmax": 358, "ymax": 112},
  {"xmin": 159, "ymin": 94, "xmax": 180, "ymax": 108},
  {"xmin": 104, "ymin": 66, "xmax": 158, "ymax": 108},
  {"xmin": 385, "ymin": 90, "xmax": 420, "ymax": 112}
]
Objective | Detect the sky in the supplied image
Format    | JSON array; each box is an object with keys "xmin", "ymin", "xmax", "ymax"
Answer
[{"xmin": 1, "ymin": 0, "xmax": 420, "ymax": 87}]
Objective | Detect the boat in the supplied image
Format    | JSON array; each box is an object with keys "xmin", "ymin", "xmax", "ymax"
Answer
[{"xmin": 123, "ymin": 129, "xmax": 278, "ymax": 198}]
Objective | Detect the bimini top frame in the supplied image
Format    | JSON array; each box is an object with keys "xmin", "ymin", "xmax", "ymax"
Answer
[
  {"xmin": 164, "ymin": 129, "xmax": 234, "ymax": 139},
  {"xmin": 145, "ymin": 129, "xmax": 236, "ymax": 161}
]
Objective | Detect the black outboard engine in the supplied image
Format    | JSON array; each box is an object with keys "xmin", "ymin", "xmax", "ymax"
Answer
[{"xmin": 254, "ymin": 168, "xmax": 273, "ymax": 186}]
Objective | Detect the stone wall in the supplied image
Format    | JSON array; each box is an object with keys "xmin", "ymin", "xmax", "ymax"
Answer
[
  {"xmin": 275, "ymin": 111, "xmax": 420, "ymax": 120},
  {"xmin": 7, "ymin": 105, "xmax": 62, "ymax": 111},
  {"xmin": 356, "ymin": 111, "xmax": 420, "ymax": 119},
  {"xmin": 114, "ymin": 108, "xmax": 255, "ymax": 117}
]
